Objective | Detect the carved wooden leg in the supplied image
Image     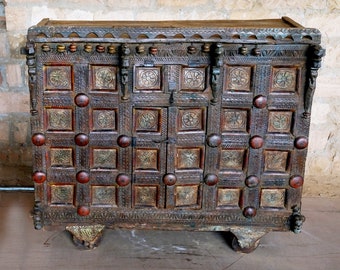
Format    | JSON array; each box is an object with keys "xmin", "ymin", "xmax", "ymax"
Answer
[
  {"xmin": 229, "ymin": 227, "xmax": 269, "ymax": 253},
  {"xmin": 66, "ymin": 225, "xmax": 105, "ymax": 249}
]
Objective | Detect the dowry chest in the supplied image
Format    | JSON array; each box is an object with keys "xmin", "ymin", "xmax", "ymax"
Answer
[{"xmin": 24, "ymin": 17, "xmax": 324, "ymax": 252}]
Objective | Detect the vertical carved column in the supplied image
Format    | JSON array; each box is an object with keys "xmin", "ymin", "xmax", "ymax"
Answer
[
  {"xmin": 210, "ymin": 43, "xmax": 223, "ymax": 104},
  {"xmin": 303, "ymin": 45, "xmax": 325, "ymax": 117},
  {"xmin": 120, "ymin": 44, "xmax": 131, "ymax": 100},
  {"xmin": 24, "ymin": 42, "xmax": 37, "ymax": 115}
]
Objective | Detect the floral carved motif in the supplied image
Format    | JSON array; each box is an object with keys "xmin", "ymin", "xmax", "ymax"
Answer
[
  {"xmin": 182, "ymin": 68, "xmax": 205, "ymax": 90},
  {"xmin": 272, "ymin": 68, "xmax": 296, "ymax": 91},
  {"xmin": 136, "ymin": 67, "xmax": 161, "ymax": 90},
  {"xmin": 227, "ymin": 66, "xmax": 251, "ymax": 91}
]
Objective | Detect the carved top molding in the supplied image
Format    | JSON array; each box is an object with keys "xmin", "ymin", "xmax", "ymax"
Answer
[{"xmin": 27, "ymin": 17, "xmax": 321, "ymax": 44}]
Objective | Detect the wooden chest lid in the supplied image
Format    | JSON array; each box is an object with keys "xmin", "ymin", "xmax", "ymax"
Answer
[{"xmin": 27, "ymin": 17, "xmax": 321, "ymax": 44}]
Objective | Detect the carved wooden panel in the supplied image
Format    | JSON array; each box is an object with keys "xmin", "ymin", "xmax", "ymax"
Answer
[
  {"xmin": 268, "ymin": 111, "xmax": 292, "ymax": 133},
  {"xmin": 50, "ymin": 184, "xmax": 74, "ymax": 205},
  {"xmin": 221, "ymin": 109, "xmax": 248, "ymax": 132},
  {"xmin": 46, "ymin": 108, "xmax": 73, "ymax": 131},
  {"xmin": 264, "ymin": 150, "xmax": 289, "ymax": 172},
  {"xmin": 134, "ymin": 185, "xmax": 158, "ymax": 207},
  {"xmin": 178, "ymin": 108, "xmax": 205, "ymax": 132},
  {"xmin": 91, "ymin": 148, "xmax": 117, "ymax": 169},
  {"xmin": 175, "ymin": 185, "xmax": 200, "ymax": 208},
  {"xmin": 45, "ymin": 65, "xmax": 72, "ymax": 90},
  {"xmin": 135, "ymin": 67, "xmax": 161, "ymax": 90},
  {"xmin": 135, "ymin": 149, "xmax": 159, "ymax": 171},
  {"xmin": 226, "ymin": 66, "xmax": 252, "ymax": 91},
  {"xmin": 217, "ymin": 188, "xmax": 240, "ymax": 208},
  {"xmin": 181, "ymin": 67, "xmax": 206, "ymax": 91},
  {"xmin": 92, "ymin": 109, "xmax": 117, "ymax": 131},
  {"xmin": 134, "ymin": 108, "xmax": 161, "ymax": 133},
  {"xmin": 50, "ymin": 148, "xmax": 73, "ymax": 167},
  {"xmin": 91, "ymin": 186, "xmax": 117, "ymax": 206},
  {"xmin": 220, "ymin": 149, "xmax": 245, "ymax": 171},
  {"xmin": 176, "ymin": 147, "xmax": 203, "ymax": 170},
  {"xmin": 91, "ymin": 66, "xmax": 117, "ymax": 90},
  {"xmin": 260, "ymin": 189, "xmax": 286, "ymax": 208},
  {"xmin": 271, "ymin": 67, "xmax": 297, "ymax": 92}
]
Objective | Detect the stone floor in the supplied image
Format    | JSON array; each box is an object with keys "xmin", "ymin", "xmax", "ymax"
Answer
[{"xmin": 0, "ymin": 192, "xmax": 339, "ymax": 270}]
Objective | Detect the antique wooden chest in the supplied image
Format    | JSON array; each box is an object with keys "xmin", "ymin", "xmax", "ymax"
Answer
[{"xmin": 24, "ymin": 17, "xmax": 324, "ymax": 252}]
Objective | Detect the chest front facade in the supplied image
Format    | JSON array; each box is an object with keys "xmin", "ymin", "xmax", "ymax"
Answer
[{"xmin": 25, "ymin": 18, "xmax": 324, "ymax": 251}]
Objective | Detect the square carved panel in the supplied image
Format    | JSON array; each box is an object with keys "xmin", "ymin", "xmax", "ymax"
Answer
[
  {"xmin": 264, "ymin": 150, "xmax": 289, "ymax": 172},
  {"xmin": 50, "ymin": 148, "xmax": 73, "ymax": 167},
  {"xmin": 92, "ymin": 109, "xmax": 116, "ymax": 131},
  {"xmin": 220, "ymin": 149, "xmax": 245, "ymax": 171},
  {"xmin": 271, "ymin": 68, "xmax": 297, "ymax": 92},
  {"xmin": 46, "ymin": 108, "xmax": 73, "ymax": 131},
  {"xmin": 221, "ymin": 109, "xmax": 248, "ymax": 132},
  {"xmin": 134, "ymin": 108, "xmax": 161, "ymax": 133},
  {"xmin": 92, "ymin": 186, "xmax": 117, "ymax": 206},
  {"xmin": 176, "ymin": 148, "xmax": 202, "ymax": 170},
  {"xmin": 261, "ymin": 189, "xmax": 286, "ymax": 208},
  {"xmin": 92, "ymin": 148, "xmax": 117, "ymax": 169},
  {"xmin": 134, "ymin": 185, "xmax": 158, "ymax": 207},
  {"xmin": 226, "ymin": 66, "xmax": 251, "ymax": 91},
  {"xmin": 135, "ymin": 67, "xmax": 161, "ymax": 90},
  {"xmin": 45, "ymin": 66, "xmax": 72, "ymax": 90},
  {"xmin": 181, "ymin": 67, "xmax": 206, "ymax": 91},
  {"xmin": 92, "ymin": 66, "xmax": 117, "ymax": 90},
  {"xmin": 50, "ymin": 184, "xmax": 74, "ymax": 205},
  {"xmin": 175, "ymin": 185, "xmax": 200, "ymax": 207},
  {"xmin": 268, "ymin": 111, "xmax": 292, "ymax": 133},
  {"xmin": 135, "ymin": 149, "xmax": 159, "ymax": 171},
  {"xmin": 217, "ymin": 188, "xmax": 240, "ymax": 208},
  {"xmin": 178, "ymin": 108, "xmax": 205, "ymax": 132}
]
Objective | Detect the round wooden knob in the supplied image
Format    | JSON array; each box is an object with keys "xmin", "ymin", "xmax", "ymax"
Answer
[
  {"xmin": 57, "ymin": 44, "xmax": 66, "ymax": 53},
  {"xmin": 32, "ymin": 133, "xmax": 45, "ymax": 146},
  {"xmin": 116, "ymin": 174, "xmax": 130, "ymax": 187},
  {"xmin": 84, "ymin": 44, "xmax": 92, "ymax": 53},
  {"xmin": 77, "ymin": 206, "xmax": 90, "ymax": 216},
  {"xmin": 117, "ymin": 135, "xmax": 131, "ymax": 148},
  {"xmin": 75, "ymin": 133, "xmax": 89, "ymax": 146},
  {"xmin": 239, "ymin": 46, "xmax": 248, "ymax": 55},
  {"xmin": 33, "ymin": 172, "xmax": 46, "ymax": 183},
  {"xmin": 149, "ymin": 46, "xmax": 158, "ymax": 55},
  {"xmin": 202, "ymin": 44, "xmax": 210, "ymax": 53},
  {"xmin": 42, "ymin": 44, "xmax": 50, "ymax": 52},
  {"xmin": 163, "ymin": 173, "xmax": 177, "ymax": 186},
  {"xmin": 96, "ymin": 45, "xmax": 105, "ymax": 53},
  {"xmin": 207, "ymin": 134, "xmax": 222, "ymax": 147},
  {"xmin": 136, "ymin": 45, "xmax": 145, "ymax": 54},
  {"xmin": 252, "ymin": 47, "xmax": 261, "ymax": 56},
  {"xmin": 294, "ymin": 137, "xmax": 308, "ymax": 149},
  {"xmin": 204, "ymin": 174, "xmax": 219, "ymax": 186},
  {"xmin": 290, "ymin": 175, "xmax": 304, "ymax": 188},
  {"xmin": 249, "ymin": 136, "xmax": 264, "ymax": 149},
  {"xmin": 243, "ymin": 206, "xmax": 257, "ymax": 218},
  {"xmin": 69, "ymin": 43, "xmax": 77, "ymax": 52},
  {"xmin": 108, "ymin": 45, "xmax": 116, "ymax": 54},
  {"xmin": 245, "ymin": 175, "xmax": 260, "ymax": 188},
  {"xmin": 253, "ymin": 95, "xmax": 267, "ymax": 109},
  {"xmin": 74, "ymin": 94, "xmax": 89, "ymax": 107},
  {"xmin": 187, "ymin": 45, "xmax": 197, "ymax": 54},
  {"xmin": 76, "ymin": 171, "xmax": 90, "ymax": 184}
]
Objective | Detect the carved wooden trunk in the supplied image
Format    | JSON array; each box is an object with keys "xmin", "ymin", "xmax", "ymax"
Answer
[{"xmin": 24, "ymin": 17, "xmax": 324, "ymax": 252}]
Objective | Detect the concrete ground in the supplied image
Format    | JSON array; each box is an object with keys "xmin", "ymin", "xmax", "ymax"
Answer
[{"xmin": 0, "ymin": 192, "xmax": 339, "ymax": 270}]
